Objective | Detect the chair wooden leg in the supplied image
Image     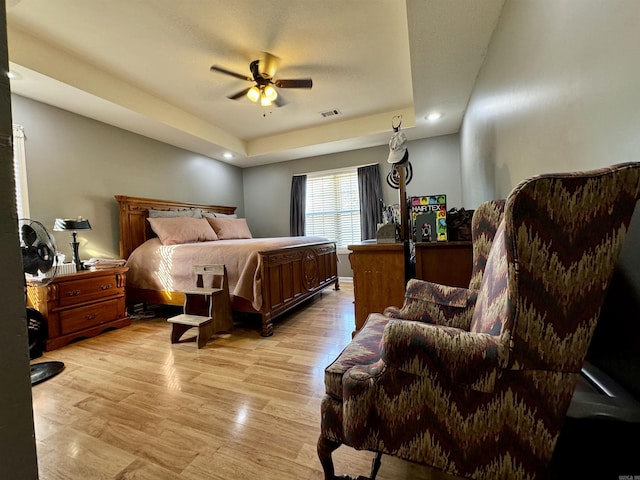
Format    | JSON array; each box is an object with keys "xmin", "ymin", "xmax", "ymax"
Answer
[{"xmin": 317, "ymin": 435, "xmax": 369, "ymax": 480}]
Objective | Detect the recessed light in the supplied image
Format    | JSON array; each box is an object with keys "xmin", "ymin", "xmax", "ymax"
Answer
[
  {"xmin": 426, "ymin": 112, "xmax": 442, "ymax": 122},
  {"xmin": 223, "ymin": 152, "xmax": 233, "ymax": 160}
]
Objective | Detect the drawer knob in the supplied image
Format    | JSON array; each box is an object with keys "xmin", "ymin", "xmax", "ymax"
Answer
[
  {"xmin": 66, "ymin": 290, "xmax": 81, "ymax": 296},
  {"xmin": 100, "ymin": 283, "xmax": 113, "ymax": 290},
  {"xmin": 86, "ymin": 313, "xmax": 97, "ymax": 320}
]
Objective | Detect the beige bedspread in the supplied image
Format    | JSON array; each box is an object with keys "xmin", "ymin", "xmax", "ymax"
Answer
[{"xmin": 125, "ymin": 236, "xmax": 330, "ymax": 310}]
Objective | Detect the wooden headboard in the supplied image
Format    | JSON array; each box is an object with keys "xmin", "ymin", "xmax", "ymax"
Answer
[{"xmin": 115, "ymin": 195, "xmax": 237, "ymax": 259}]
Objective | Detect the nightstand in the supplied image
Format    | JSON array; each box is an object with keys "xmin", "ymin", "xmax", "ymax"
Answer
[{"xmin": 27, "ymin": 266, "xmax": 131, "ymax": 351}]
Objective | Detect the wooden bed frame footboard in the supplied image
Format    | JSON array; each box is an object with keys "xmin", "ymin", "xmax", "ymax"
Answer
[
  {"xmin": 255, "ymin": 241, "xmax": 339, "ymax": 336},
  {"xmin": 115, "ymin": 195, "xmax": 339, "ymax": 336}
]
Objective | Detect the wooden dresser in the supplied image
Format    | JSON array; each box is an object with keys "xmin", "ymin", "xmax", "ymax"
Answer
[
  {"xmin": 27, "ymin": 266, "xmax": 131, "ymax": 351},
  {"xmin": 348, "ymin": 241, "xmax": 473, "ymax": 335},
  {"xmin": 414, "ymin": 241, "xmax": 473, "ymax": 287},
  {"xmin": 348, "ymin": 242, "xmax": 407, "ymax": 334}
]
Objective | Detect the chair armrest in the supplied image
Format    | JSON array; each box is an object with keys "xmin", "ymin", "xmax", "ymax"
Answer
[
  {"xmin": 383, "ymin": 305, "xmax": 402, "ymax": 317},
  {"xmin": 386, "ymin": 278, "xmax": 478, "ymax": 330},
  {"xmin": 381, "ymin": 319, "xmax": 503, "ymax": 392}
]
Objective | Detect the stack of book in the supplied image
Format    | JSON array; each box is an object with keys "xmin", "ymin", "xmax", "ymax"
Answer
[{"xmin": 83, "ymin": 258, "xmax": 127, "ymax": 269}]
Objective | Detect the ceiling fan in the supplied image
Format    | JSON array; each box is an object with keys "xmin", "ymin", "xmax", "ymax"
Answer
[{"xmin": 210, "ymin": 52, "xmax": 312, "ymax": 107}]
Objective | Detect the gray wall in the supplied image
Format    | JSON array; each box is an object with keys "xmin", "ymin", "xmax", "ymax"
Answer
[
  {"xmin": 11, "ymin": 94, "xmax": 245, "ymax": 261},
  {"xmin": 461, "ymin": 0, "xmax": 640, "ymax": 203},
  {"xmin": 0, "ymin": 2, "xmax": 39, "ymax": 477},
  {"xmin": 242, "ymin": 134, "xmax": 462, "ymax": 277},
  {"xmin": 461, "ymin": 0, "xmax": 640, "ymax": 326}
]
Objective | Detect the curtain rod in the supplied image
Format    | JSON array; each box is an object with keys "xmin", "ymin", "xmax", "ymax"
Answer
[{"xmin": 296, "ymin": 162, "xmax": 378, "ymax": 177}]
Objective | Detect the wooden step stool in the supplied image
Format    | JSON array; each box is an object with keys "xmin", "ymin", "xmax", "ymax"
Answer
[{"xmin": 167, "ymin": 264, "xmax": 233, "ymax": 348}]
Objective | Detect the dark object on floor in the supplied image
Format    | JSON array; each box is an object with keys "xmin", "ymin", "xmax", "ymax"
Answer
[
  {"xmin": 27, "ymin": 306, "xmax": 65, "ymax": 386},
  {"xmin": 554, "ymin": 361, "xmax": 640, "ymax": 478},
  {"xmin": 30, "ymin": 361, "xmax": 65, "ymax": 386},
  {"xmin": 27, "ymin": 306, "xmax": 47, "ymax": 360},
  {"xmin": 586, "ymin": 266, "xmax": 640, "ymax": 401},
  {"xmin": 549, "ymin": 417, "xmax": 640, "ymax": 479}
]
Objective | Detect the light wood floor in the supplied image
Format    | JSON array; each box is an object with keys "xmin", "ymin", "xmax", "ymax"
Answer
[{"xmin": 31, "ymin": 281, "xmax": 459, "ymax": 480}]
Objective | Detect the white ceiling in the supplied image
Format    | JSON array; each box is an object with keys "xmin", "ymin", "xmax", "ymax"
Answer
[{"xmin": 5, "ymin": 0, "xmax": 504, "ymax": 168}]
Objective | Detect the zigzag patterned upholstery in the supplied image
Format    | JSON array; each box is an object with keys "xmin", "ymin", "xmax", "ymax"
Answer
[
  {"xmin": 318, "ymin": 163, "xmax": 640, "ymax": 480},
  {"xmin": 383, "ymin": 199, "xmax": 505, "ymax": 330},
  {"xmin": 469, "ymin": 199, "xmax": 506, "ymax": 290}
]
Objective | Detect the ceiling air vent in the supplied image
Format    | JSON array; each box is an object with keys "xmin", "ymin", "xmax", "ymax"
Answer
[{"xmin": 320, "ymin": 108, "xmax": 342, "ymax": 118}]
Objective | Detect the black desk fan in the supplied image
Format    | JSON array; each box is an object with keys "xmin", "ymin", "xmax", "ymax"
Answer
[{"xmin": 19, "ymin": 219, "xmax": 65, "ymax": 386}]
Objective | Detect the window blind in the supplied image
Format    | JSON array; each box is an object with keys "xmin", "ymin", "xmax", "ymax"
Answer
[
  {"xmin": 305, "ymin": 169, "xmax": 361, "ymax": 249},
  {"xmin": 12, "ymin": 125, "xmax": 29, "ymax": 219}
]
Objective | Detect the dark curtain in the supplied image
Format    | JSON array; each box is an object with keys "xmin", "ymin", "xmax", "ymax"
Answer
[
  {"xmin": 290, "ymin": 175, "xmax": 306, "ymax": 236},
  {"xmin": 357, "ymin": 164, "xmax": 382, "ymax": 240}
]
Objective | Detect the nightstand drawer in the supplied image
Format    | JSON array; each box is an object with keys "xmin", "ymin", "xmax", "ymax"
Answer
[
  {"xmin": 58, "ymin": 274, "xmax": 122, "ymax": 307},
  {"xmin": 59, "ymin": 298, "xmax": 121, "ymax": 334}
]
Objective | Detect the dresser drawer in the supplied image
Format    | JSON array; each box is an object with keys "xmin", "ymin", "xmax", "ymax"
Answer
[
  {"xmin": 59, "ymin": 298, "xmax": 121, "ymax": 334},
  {"xmin": 58, "ymin": 274, "xmax": 122, "ymax": 307}
]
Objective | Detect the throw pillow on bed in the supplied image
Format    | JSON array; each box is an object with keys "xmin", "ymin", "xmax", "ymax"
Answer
[
  {"xmin": 202, "ymin": 211, "xmax": 238, "ymax": 219},
  {"xmin": 147, "ymin": 217, "xmax": 218, "ymax": 245},
  {"xmin": 149, "ymin": 208, "xmax": 202, "ymax": 218},
  {"xmin": 205, "ymin": 217, "xmax": 253, "ymax": 239}
]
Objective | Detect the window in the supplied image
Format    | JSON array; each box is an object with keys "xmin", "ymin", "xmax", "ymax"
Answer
[
  {"xmin": 12, "ymin": 124, "xmax": 29, "ymax": 219},
  {"xmin": 305, "ymin": 168, "xmax": 360, "ymax": 250}
]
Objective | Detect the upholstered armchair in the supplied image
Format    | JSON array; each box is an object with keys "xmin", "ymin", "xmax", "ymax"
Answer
[
  {"xmin": 383, "ymin": 198, "xmax": 505, "ymax": 329},
  {"xmin": 318, "ymin": 163, "xmax": 640, "ymax": 480}
]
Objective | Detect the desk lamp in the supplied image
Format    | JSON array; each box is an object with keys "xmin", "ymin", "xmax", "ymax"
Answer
[{"xmin": 53, "ymin": 217, "xmax": 91, "ymax": 271}]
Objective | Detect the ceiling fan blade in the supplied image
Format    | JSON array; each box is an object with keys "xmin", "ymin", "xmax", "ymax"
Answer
[
  {"xmin": 210, "ymin": 65, "xmax": 252, "ymax": 82},
  {"xmin": 274, "ymin": 78, "xmax": 313, "ymax": 89},
  {"xmin": 262, "ymin": 52, "xmax": 281, "ymax": 78},
  {"xmin": 228, "ymin": 87, "xmax": 251, "ymax": 100}
]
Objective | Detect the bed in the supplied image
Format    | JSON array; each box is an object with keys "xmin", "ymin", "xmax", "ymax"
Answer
[{"xmin": 115, "ymin": 195, "xmax": 339, "ymax": 336}]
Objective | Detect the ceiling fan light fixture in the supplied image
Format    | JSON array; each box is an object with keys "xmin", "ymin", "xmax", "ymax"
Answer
[
  {"xmin": 263, "ymin": 85, "xmax": 278, "ymax": 102},
  {"xmin": 212, "ymin": 52, "xmax": 311, "ymax": 108},
  {"xmin": 247, "ymin": 86, "xmax": 260, "ymax": 102},
  {"xmin": 260, "ymin": 95, "xmax": 273, "ymax": 107}
]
